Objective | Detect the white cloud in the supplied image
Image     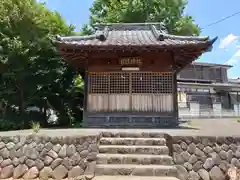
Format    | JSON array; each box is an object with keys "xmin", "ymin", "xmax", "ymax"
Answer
[
  {"xmin": 234, "ymin": 50, "xmax": 240, "ymax": 57},
  {"xmin": 225, "ymin": 49, "xmax": 240, "ymax": 65},
  {"xmin": 219, "ymin": 33, "xmax": 238, "ymax": 49}
]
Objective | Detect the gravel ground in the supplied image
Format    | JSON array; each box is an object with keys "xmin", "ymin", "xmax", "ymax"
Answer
[{"xmin": 0, "ymin": 118, "xmax": 239, "ymax": 137}]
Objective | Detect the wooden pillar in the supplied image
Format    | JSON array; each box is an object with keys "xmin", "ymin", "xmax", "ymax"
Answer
[
  {"xmin": 171, "ymin": 52, "xmax": 179, "ymax": 126},
  {"xmin": 173, "ymin": 72, "xmax": 179, "ymax": 124},
  {"xmin": 83, "ymin": 71, "xmax": 88, "ymax": 126}
]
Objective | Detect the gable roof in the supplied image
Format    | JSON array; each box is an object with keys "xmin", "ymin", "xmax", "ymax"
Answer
[{"xmin": 55, "ymin": 23, "xmax": 217, "ymax": 50}]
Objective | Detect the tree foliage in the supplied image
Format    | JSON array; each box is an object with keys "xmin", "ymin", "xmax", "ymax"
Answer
[
  {"xmin": 0, "ymin": 0, "xmax": 201, "ymax": 131},
  {"xmin": 0, "ymin": 0, "xmax": 83, "ymax": 129},
  {"xmin": 89, "ymin": 0, "xmax": 200, "ymax": 36}
]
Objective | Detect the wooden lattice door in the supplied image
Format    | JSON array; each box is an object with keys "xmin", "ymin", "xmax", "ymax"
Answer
[{"xmin": 87, "ymin": 72, "xmax": 174, "ymax": 113}]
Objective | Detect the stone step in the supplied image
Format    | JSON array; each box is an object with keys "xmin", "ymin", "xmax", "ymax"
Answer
[
  {"xmin": 97, "ymin": 154, "xmax": 173, "ymax": 165},
  {"xmin": 100, "ymin": 137, "xmax": 166, "ymax": 146},
  {"xmin": 95, "ymin": 164, "xmax": 177, "ymax": 177},
  {"xmin": 93, "ymin": 176, "xmax": 180, "ymax": 180},
  {"xmin": 99, "ymin": 145, "xmax": 169, "ymax": 155},
  {"xmin": 101, "ymin": 132, "xmax": 165, "ymax": 138}
]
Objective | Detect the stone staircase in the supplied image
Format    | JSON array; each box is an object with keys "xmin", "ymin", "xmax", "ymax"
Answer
[{"xmin": 94, "ymin": 132, "xmax": 179, "ymax": 180}]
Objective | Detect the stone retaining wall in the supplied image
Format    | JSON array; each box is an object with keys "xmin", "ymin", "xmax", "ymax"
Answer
[
  {"xmin": 0, "ymin": 134, "xmax": 99, "ymax": 179},
  {"xmin": 171, "ymin": 136, "xmax": 240, "ymax": 180}
]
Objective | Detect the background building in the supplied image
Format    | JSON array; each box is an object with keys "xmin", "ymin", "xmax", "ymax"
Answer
[{"xmin": 178, "ymin": 62, "xmax": 240, "ymax": 118}]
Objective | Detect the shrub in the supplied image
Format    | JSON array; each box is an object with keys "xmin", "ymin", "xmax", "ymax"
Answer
[{"xmin": 31, "ymin": 121, "xmax": 41, "ymax": 133}]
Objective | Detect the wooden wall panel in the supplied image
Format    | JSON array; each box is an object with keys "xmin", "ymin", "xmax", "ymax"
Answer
[
  {"xmin": 153, "ymin": 94, "xmax": 174, "ymax": 112},
  {"xmin": 88, "ymin": 93, "xmax": 174, "ymax": 112},
  {"xmin": 87, "ymin": 52, "xmax": 174, "ymax": 72},
  {"xmin": 179, "ymin": 65, "xmax": 228, "ymax": 83},
  {"xmin": 109, "ymin": 94, "xmax": 130, "ymax": 111},
  {"xmin": 87, "ymin": 94, "xmax": 108, "ymax": 111},
  {"xmin": 131, "ymin": 94, "xmax": 152, "ymax": 112}
]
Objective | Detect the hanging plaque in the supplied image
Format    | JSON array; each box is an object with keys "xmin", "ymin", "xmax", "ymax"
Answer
[{"xmin": 119, "ymin": 57, "xmax": 142, "ymax": 66}]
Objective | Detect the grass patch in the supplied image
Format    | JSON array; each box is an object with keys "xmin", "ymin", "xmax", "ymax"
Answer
[
  {"xmin": 182, "ymin": 120, "xmax": 199, "ymax": 127},
  {"xmin": 232, "ymin": 117, "xmax": 240, "ymax": 123},
  {"xmin": 31, "ymin": 121, "xmax": 40, "ymax": 133},
  {"xmin": 182, "ymin": 121, "xmax": 193, "ymax": 127}
]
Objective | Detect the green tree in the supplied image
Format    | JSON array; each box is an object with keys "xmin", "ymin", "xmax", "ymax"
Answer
[
  {"xmin": 80, "ymin": 24, "xmax": 94, "ymax": 35},
  {"xmin": 88, "ymin": 0, "xmax": 200, "ymax": 36},
  {"xmin": 0, "ymin": 0, "xmax": 82, "ymax": 129}
]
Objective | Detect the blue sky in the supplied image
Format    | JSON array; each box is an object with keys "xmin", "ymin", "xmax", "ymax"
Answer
[{"xmin": 43, "ymin": 0, "xmax": 240, "ymax": 78}]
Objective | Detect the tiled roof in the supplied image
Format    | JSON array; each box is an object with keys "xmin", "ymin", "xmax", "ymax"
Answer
[
  {"xmin": 229, "ymin": 78, "xmax": 240, "ymax": 84},
  {"xmin": 191, "ymin": 62, "xmax": 233, "ymax": 68},
  {"xmin": 178, "ymin": 82, "xmax": 240, "ymax": 88},
  {"xmin": 55, "ymin": 23, "xmax": 217, "ymax": 49}
]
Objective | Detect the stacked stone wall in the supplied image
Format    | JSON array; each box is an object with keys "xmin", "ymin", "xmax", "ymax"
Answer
[
  {"xmin": 1, "ymin": 132, "xmax": 240, "ymax": 180},
  {"xmin": 0, "ymin": 135, "xmax": 99, "ymax": 179},
  {"xmin": 171, "ymin": 136, "xmax": 240, "ymax": 180}
]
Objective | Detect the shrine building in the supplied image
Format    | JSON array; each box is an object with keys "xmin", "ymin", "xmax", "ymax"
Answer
[{"xmin": 54, "ymin": 23, "xmax": 217, "ymax": 128}]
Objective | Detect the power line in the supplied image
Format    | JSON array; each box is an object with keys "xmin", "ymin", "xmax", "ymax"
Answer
[{"xmin": 201, "ymin": 11, "xmax": 240, "ymax": 30}]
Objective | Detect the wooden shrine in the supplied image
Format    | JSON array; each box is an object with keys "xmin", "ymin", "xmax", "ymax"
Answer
[{"xmin": 54, "ymin": 23, "xmax": 217, "ymax": 128}]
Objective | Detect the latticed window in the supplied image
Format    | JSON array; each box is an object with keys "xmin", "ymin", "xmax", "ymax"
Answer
[
  {"xmin": 109, "ymin": 72, "xmax": 130, "ymax": 93},
  {"xmin": 88, "ymin": 72, "xmax": 108, "ymax": 93},
  {"xmin": 88, "ymin": 72, "xmax": 174, "ymax": 94},
  {"xmin": 132, "ymin": 72, "xmax": 152, "ymax": 93},
  {"xmin": 152, "ymin": 72, "xmax": 173, "ymax": 93}
]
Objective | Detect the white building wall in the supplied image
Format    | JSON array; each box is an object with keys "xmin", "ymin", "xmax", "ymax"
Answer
[{"xmin": 178, "ymin": 86, "xmax": 240, "ymax": 119}]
